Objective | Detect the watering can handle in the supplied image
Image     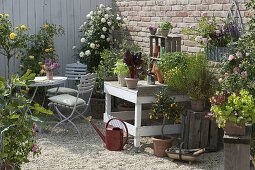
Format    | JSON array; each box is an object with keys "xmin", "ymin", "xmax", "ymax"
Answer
[{"xmin": 106, "ymin": 118, "xmax": 129, "ymax": 146}]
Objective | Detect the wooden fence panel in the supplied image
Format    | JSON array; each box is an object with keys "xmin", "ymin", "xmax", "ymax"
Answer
[{"xmin": 0, "ymin": 0, "xmax": 112, "ymax": 78}]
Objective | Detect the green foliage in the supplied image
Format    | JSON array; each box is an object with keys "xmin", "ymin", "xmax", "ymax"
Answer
[
  {"xmin": 0, "ymin": 13, "xmax": 29, "ymax": 77},
  {"xmin": 0, "ymin": 71, "xmax": 52, "ymax": 169},
  {"xmin": 210, "ymin": 89, "xmax": 255, "ymax": 128},
  {"xmin": 20, "ymin": 23, "xmax": 64, "ymax": 75},
  {"xmin": 78, "ymin": 4, "xmax": 124, "ymax": 72},
  {"xmin": 113, "ymin": 59, "xmax": 129, "ymax": 75},
  {"xmin": 159, "ymin": 21, "xmax": 173, "ymax": 30}
]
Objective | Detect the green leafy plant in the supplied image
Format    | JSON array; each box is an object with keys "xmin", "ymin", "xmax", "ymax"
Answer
[
  {"xmin": 113, "ymin": 59, "xmax": 129, "ymax": 75},
  {"xmin": 159, "ymin": 21, "xmax": 173, "ymax": 30},
  {"xmin": 149, "ymin": 88, "xmax": 182, "ymax": 138},
  {"xmin": 0, "ymin": 70, "xmax": 53, "ymax": 169},
  {"xmin": 20, "ymin": 23, "xmax": 64, "ymax": 75},
  {"xmin": 210, "ymin": 89, "xmax": 255, "ymax": 128},
  {"xmin": 78, "ymin": 4, "xmax": 124, "ymax": 72},
  {"xmin": 0, "ymin": 13, "xmax": 29, "ymax": 78}
]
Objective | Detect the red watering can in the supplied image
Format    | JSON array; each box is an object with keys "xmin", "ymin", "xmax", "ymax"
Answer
[{"xmin": 86, "ymin": 116, "xmax": 128, "ymax": 151}]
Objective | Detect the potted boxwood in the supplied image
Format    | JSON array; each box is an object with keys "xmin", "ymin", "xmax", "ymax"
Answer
[
  {"xmin": 113, "ymin": 59, "xmax": 129, "ymax": 87},
  {"xmin": 158, "ymin": 21, "xmax": 173, "ymax": 37},
  {"xmin": 0, "ymin": 71, "xmax": 52, "ymax": 169},
  {"xmin": 210, "ymin": 89, "xmax": 255, "ymax": 136},
  {"xmin": 149, "ymin": 88, "xmax": 182, "ymax": 157}
]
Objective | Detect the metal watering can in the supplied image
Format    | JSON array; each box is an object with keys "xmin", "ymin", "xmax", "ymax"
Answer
[{"xmin": 86, "ymin": 116, "xmax": 128, "ymax": 151}]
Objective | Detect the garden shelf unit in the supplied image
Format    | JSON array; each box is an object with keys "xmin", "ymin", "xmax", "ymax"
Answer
[
  {"xmin": 103, "ymin": 81, "xmax": 189, "ymax": 148},
  {"xmin": 149, "ymin": 34, "xmax": 181, "ymax": 59}
]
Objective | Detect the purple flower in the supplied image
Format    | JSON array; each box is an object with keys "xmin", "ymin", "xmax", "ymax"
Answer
[
  {"xmin": 229, "ymin": 24, "xmax": 240, "ymax": 39},
  {"xmin": 32, "ymin": 145, "xmax": 40, "ymax": 153},
  {"xmin": 42, "ymin": 59, "xmax": 60, "ymax": 71},
  {"xmin": 149, "ymin": 25, "xmax": 157, "ymax": 32}
]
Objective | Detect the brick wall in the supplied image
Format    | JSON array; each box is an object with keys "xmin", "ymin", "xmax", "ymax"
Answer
[{"xmin": 113, "ymin": 0, "xmax": 250, "ymax": 53}]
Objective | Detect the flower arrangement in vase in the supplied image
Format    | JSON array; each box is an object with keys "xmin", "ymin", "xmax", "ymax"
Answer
[
  {"xmin": 123, "ymin": 49, "xmax": 143, "ymax": 89},
  {"xmin": 41, "ymin": 59, "xmax": 60, "ymax": 80}
]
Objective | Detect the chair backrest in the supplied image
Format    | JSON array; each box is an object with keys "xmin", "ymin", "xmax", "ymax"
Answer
[
  {"xmin": 77, "ymin": 73, "xmax": 97, "ymax": 101},
  {"xmin": 65, "ymin": 62, "xmax": 87, "ymax": 80}
]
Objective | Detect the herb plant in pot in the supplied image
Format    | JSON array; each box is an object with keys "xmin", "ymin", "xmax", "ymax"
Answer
[
  {"xmin": 123, "ymin": 49, "xmax": 143, "ymax": 89},
  {"xmin": 158, "ymin": 21, "xmax": 173, "ymax": 37},
  {"xmin": 149, "ymin": 88, "xmax": 182, "ymax": 157},
  {"xmin": 210, "ymin": 89, "xmax": 255, "ymax": 136},
  {"xmin": 113, "ymin": 59, "xmax": 129, "ymax": 87}
]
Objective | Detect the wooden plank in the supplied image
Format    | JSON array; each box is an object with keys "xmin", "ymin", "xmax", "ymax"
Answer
[
  {"xmin": 183, "ymin": 110, "xmax": 190, "ymax": 148},
  {"xmin": 43, "ymin": 0, "xmax": 51, "ymax": 22},
  {"xmin": 34, "ymin": 0, "xmax": 44, "ymax": 32},
  {"xmin": 27, "ymin": 0, "xmax": 36, "ymax": 34},
  {"xmin": 200, "ymin": 113, "xmax": 210, "ymax": 148},
  {"xmin": 188, "ymin": 111, "xmax": 201, "ymax": 149},
  {"xmin": 209, "ymin": 119, "xmax": 218, "ymax": 150}
]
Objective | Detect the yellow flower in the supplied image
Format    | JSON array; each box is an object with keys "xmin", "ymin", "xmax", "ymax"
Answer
[
  {"xmin": 9, "ymin": 32, "xmax": 16, "ymax": 40},
  {"xmin": 49, "ymin": 48, "xmax": 54, "ymax": 52},
  {"xmin": 38, "ymin": 62, "xmax": 43, "ymax": 65},
  {"xmin": 45, "ymin": 49, "xmax": 50, "ymax": 52},
  {"xmin": 19, "ymin": 65, "xmax": 24, "ymax": 68},
  {"xmin": 44, "ymin": 24, "xmax": 49, "ymax": 29},
  {"xmin": 4, "ymin": 14, "xmax": 9, "ymax": 18},
  {"xmin": 0, "ymin": 14, "xmax": 3, "ymax": 18},
  {"xmin": 20, "ymin": 25, "xmax": 27, "ymax": 30},
  {"xmin": 40, "ymin": 69, "xmax": 45, "ymax": 74},
  {"xmin": 29, "ymin": 55, "xmax": 34, "ymax": 60}
]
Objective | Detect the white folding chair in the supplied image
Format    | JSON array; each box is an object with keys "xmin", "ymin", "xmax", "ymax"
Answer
[
  {"xmin": 47, "ymin": 61, "xmax": 87, "ymax": 96},
  {"xmin": 48, "ymin": 73, "xmax": 96, "ymax": 137}
]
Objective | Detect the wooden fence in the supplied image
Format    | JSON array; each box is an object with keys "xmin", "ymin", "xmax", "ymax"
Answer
[{"xmin": 0, "ymin": 0, "xmax": 111, "ymax": 77}]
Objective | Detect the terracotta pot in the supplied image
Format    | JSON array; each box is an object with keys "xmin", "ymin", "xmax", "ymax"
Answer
[
  {"xmin": 152, "ymin": 64, "xmax": 164, "ymax": 83},
  {"xmin": 152, "ymin": 136, "xmax": 172, "ymax": 157},
  {"xmin": 46, "ymin": 70, "xmax": 53, "ymax": 80},
  {"xmin": 224, "ymin": 121, "xmax": 245, "ymax": 136},
  {"xmin": 159, "ymin": 29, "xmax": 169, "ymax": 37},
  {"xmin": 190, "ymin": 99, "xmax": 204, "ymax": 112},
  {"xmin": 124, "ymin": 78, "xmax": 139, "ymax": 89},
  {"xmin": 153, "ymin": 45, "xmax": 160, "ymax": 57}
]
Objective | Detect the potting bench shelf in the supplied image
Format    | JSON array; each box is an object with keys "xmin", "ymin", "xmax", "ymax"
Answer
[{"xmin": 103, "ymin": 81, "xmax": 189, "ymax": 148}]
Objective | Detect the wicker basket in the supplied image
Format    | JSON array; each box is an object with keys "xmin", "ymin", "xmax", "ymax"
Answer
[{"xmin": 90, "ymin": 98, "xmax": 105, "ymax": 119}]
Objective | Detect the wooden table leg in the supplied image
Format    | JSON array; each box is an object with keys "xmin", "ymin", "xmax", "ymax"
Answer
[
  {"xmin": 134, "ymin": 103, "xmax": 142, "ymax": 148},
  {"xmin": 105, "ymin": 93, "xmax": 111, "ymax": 118}
]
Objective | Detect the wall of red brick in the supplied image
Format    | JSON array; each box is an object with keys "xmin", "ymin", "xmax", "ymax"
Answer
[{"xmin": 113, "ymin": 0, "xmax": 250, "ymax": 53}]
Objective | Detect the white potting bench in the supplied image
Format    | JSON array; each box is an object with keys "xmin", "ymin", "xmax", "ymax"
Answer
[{"xmin": 103, "ymin": 81, "xmax": 189, "ymax": 148}]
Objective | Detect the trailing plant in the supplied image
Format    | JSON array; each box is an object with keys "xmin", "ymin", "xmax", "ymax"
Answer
[
  {"xmin": 0, "ymin": 70, "xmax": 52, "ymax": 169},
  {"xmin": 20, "ymin": 23, "xmax": 64, "ymax": 75}
]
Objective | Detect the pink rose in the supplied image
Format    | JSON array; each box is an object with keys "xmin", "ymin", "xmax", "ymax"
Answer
[{"xmin": 228, "ymin": 55, "xmax": 235, "ymax": 61}]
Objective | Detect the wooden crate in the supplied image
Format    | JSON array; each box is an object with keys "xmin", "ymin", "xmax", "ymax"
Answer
[{"xmin": 181, "ymin": 110, "xmax": 218, "ymax": 150}]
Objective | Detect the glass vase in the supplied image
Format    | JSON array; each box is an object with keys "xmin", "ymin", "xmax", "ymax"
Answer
[{"xmin": 46, "ymin": 70, "xmax": 53, "ymax": 80}]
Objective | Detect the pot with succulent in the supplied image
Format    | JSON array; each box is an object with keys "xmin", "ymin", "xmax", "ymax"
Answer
[
  {"xmin": 123, "ymin": 49, "xmax": 143, "ymax": 89},
  {"xmin": 210, "ymin": 89, "xmax": 255, "ymax": 136},
  {"xmin": 149, "ymin": 88, "xmax": 182, "ymax": 157},
  {"xmin": 158, "ymin": 21, "xmax": 173, "ymax": 37}
]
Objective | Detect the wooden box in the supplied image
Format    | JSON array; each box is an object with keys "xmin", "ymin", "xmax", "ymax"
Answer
[{"xmin": 181, "ymin": 110, "xmax": 219, "ymax": 150}]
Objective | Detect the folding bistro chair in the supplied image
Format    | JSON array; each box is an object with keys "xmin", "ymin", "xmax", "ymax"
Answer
[{"xmin": 48, "ymin": 73, "xmax": 96, "ymax": 137}]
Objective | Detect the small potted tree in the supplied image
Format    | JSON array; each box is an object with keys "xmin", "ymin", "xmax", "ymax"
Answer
[
  {"xmin": 113, "ymin": 59, "xmax": 129, "ymax": 87},
  {"xmin": 158, "ymin": 21, "xmax": 173, "ymax": 37},
  {"xmin": 149, "ymin": 88, "xmax": 182, "ymax": 157}
]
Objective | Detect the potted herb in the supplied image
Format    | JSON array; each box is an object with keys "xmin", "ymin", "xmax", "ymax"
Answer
[
  {"xmin": 158, "ymin": 21, "xmax": 173, "ymax": 37},
  {"xmin": 123, "ymin": 49, "xmax": 143, "ymax": 89},
  {"xmin": 0, "ymin": 71, "xmax": 52, "ymax": 169},
  {"xmin": 210, "ymin": 89, "xmax": 255, "ymax": 136},
  {"xmin": 113, "ymin": 59, "xmax": 129, "ymax": 87},
  {"xmin": 148, "ymin": 25, "xmax": 157, "ymax": 35},
  {"xmin": 149, "ymin": 88, "xmax": 182, "ymax": 157}
]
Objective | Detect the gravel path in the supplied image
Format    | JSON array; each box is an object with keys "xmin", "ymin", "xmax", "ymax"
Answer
[{"xmin": 21, "ymin": 119, "xmax": 223, "ymax": 170}]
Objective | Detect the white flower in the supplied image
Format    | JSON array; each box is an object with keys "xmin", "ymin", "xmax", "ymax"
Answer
[
  {"xmin": 101, "ymin": 18, "xmax": 106, "ymax": 23},
  {"xmin": 80, "ymin": 38, "xmax": 85, "ymax": 43},
  {"xmin": 123, "ymin": 18, "xmax": 128, "ymax": 22},
  {"xmin": 90, "ymin": 43, "xmax": 96, "ymax": 49},
  {"xmin": 104, "ymin": 14, "xmax": 109, "ymax": 19},
  {"xmin": 121, "ymin": 24, "xmax": 126, "ymax": 28},
  {"xmin": 79, "ymin": 25, "xmax": 83, "ymax": 30},
  {"xmin": 89, "ymin": 11, "xmax": 93, "ymax": 15},
  {"xmin": 111, "ymin": 26, "xmax": 114, "ymax": 30},
  {"xmin": 72, "ymin": 46, "xmax": 76, "ymax": 50},
  {"xmin": 83, "ymin": 22, "xmax": 86, "ymax": 25},
  {"xmin": 218, "ymin": 78, "xmax": 223, "ymax": 83},
  {"xmin": 236, "ymin": 51, "xmax": 243, "ymax": 58},
  {"xmin": 228, "ymin": 54, "xmax": 235, "ymax": 61},
  {"xmin": 106, "ymin": 7, "xmax": 111, "ymax": 11},
  {"xmin": 96, "ymin": 44, "xmax": 100, "ymax": 48},
  {"xmin": 85, "ymin": 50, "xmax": 91, "ymax": 56},
  {"xmin": 99, "ymin": 4, "xmax": 105, "ymax": 9},
  {"xmin": 195, "ymin": 36, "xmax": 203, "ymax": 43},
  {"xmin": 97, "ymin": 11, "xmax": 102, "ymax": 15},
  {"xmin": 79, "ymin": 51, "xmax": 85, "ymax": 58},
  {"xmin": 106, "ymin": 37, "xmax": 111, "ymax": 42},
  {"xmin": 202, "ymin": 38, "xmax": 208, "ymax": 44},
  {"xmin": 116, "ymin": 16, "xmax": 121, "ymax": 21},
  {"xmin": 100, "ymin": 34, "xmax": 105, "ymax": 39},
  {"xmin": 246, "ymin": 53, "xmax": 250, "ymax": 57},
  {"xmin": 107, "ymin": 21, "xmax": 112, "ymax": 26},
  {"xmin": 86, "ymin": 14, "xmax": 91, "ymax": 19},
  {"xmin": 102, "ymin": 27, "xmax": 107, "ymax": 32}
]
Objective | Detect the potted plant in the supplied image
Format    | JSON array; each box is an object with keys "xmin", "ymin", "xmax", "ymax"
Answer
[
  {"xmin": 149, "ymin": 88, "xmax": 182, "ymax": 157},
  {"xmin": 158, "ymin": 21, "xmax": 173, "ymax": 37},
  {"xmin": 113, "ymin": 59, "xmax": 129, "ymax": 87},
  {"xmin": 148, "ymin": 25, "xmax": 157, "ymax": 35},
  {"xmin": 0, "ymin": 70, "xmax": 52, "ymax": 169},
  {"xmin": 123, "ymin": 49, "xmax": 143, "ymax": 89},
  {"xmin": 210, "ymin": 89, "xmax": 255, "ymax": 136}
]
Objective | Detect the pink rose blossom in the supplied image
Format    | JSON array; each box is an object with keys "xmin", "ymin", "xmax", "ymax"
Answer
[{"xmin": 228, "ymin": 55, "xmax": 235, "ymax": 61}]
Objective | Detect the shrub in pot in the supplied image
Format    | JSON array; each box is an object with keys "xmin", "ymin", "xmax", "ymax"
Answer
[
  {"xmin": 113, "ymin": 59, "xmax": 129, "ymax": 87},
  {"xmin": 149, "ymin": 88, "xmax": 182, "ymax": 157},
  {"xmin": 158, "ymin": 21, "xmax": 173, "ymax": 37}
]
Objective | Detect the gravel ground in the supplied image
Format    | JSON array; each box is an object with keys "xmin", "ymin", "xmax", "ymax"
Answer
[{"xmin": 21, "ymin": 119, "xmax": 224, "ymax": 170}]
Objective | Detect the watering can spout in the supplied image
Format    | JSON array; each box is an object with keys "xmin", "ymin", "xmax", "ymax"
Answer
[{"xmin": 85, "ymin": 116, "xmax": 105, "ymax": 142}]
